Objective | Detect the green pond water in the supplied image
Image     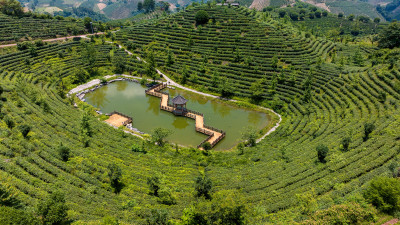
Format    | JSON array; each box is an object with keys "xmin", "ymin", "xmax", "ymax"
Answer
[{"xmin": 84, "ymin": 81, "xmax": 269, "ymax": 150}]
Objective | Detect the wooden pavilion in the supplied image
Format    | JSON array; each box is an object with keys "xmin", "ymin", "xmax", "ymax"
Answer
[{"xmin": 171, "ymin": 95, "xmax": 188, "ymax": 116}]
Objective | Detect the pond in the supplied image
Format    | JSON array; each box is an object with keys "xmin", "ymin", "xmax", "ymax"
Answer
[{"xmin": 84, "ymin": 81, "xmax": 270, "ymax": 150}]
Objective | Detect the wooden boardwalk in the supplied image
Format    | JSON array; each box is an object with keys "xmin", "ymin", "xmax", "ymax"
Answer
[{"xmin": 145, "ymin": 83, "xmax": 225, "ymax": 149}]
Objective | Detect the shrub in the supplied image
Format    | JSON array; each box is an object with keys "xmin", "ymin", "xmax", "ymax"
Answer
[
  {"xmin": 363, "ymin": 176, "xmax": 400, "ymax": 214},
  {"xmin": 57, "ymin": 143, "xmax": 70, "ymax": 162},
  {"xmin": 316, "ymin": 144, "xmax": 329, "ymax": 163},
  {"xmin": 202, "ymin": 142, "xmax": 212, "ymax": 150},
  {"xmin": 341, "ymin": 137, "xmax": 351, "ymax": 151},
  {"xmin": 18, "ymin": 125, "xmax": 31, "ymax": 138},
  {"xmin": 146, "ymin": 209, "xmax": 168, "ymax": 225},
  {"xmin": 108, "ymin": 163, "xmax": 122, "ymax": 193},
  {"xmin": 37, "ymin": 191, "xmax": 68, "ymax": 225},
  {"xmin": 363, "ymin": 123, "xmax": 375, "ymax": 141},
  {"xmin": 299, "ymin": 202, "xmax": 377, "ymax": 224},
  {"xmin": 195, "ymin": 10, "xmax": 209, "ymax": 25},
  {"xmin": 195, "ymin": 175, "xmax": 212, "ymax": 199},
  {"xmin": 0, "ymin": 206, "xmax": 40, "ymax": 225},
  {"xmin": 4, "ymin": 116, "xmax": 14, "ymax": 129},
  {"xmin": 147, "ymin": 175, "xmax": 161, "ymax": 196},
  {"xmin": 158, "ymin": 188, "xmax": 176, "ymax": 205}
]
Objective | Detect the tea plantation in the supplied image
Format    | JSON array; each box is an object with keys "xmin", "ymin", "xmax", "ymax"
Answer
[{"xmin": 0, "ymin": 3, "xmax": 400, "ymax": 225}]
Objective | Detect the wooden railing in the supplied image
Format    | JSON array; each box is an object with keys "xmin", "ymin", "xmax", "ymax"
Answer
[{"xmin": 145, "ymin": 82, "xmax": 225, "ymax": 149}]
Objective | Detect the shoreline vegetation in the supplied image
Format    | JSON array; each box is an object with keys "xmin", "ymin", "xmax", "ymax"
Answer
[{"xmin": 69, "ymin": 74, "xmax": 281, "ymax": 150}]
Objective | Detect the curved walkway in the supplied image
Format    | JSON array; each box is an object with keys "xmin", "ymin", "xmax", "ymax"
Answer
[
  {"xmin": 66, "ymin": 37, "xmax": 282, "ymax": 145},
  {"xmin": 146, "ymin": 83, "xmax": 225, "ymax": 149}
]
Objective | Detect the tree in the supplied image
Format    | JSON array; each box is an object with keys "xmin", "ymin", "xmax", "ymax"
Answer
[
  {"xmin": 348, "ymin": 14, "xmax": 355, "ymax": 21},
  {"xmin": 147, "ymin": 175, "xmax": 161, "ymax": 196},
  {"xmin": 314, "ymin": 10, "xmax": 322, "ymax": 18},
  {"xmin": 58, "ymin": 143, "xmax": 70, "ymax": 162},
  {"xmin": 146, "ymin": 50, "xmax": 158, "ymax": 81},
  {"xmin": 316, "ymin": 144, "xmax": 329, "ymax": 163},
  {"xmin": 322, "ymin": 11, "xmax": 328, "ymax": 17},
  {"xmin": 195, "ymin": 174, "xmax": 212, "ymax": 199},
  {"xmin": 341, "ymin": 137, "xmax": 351, "ymax": 151},
  {"xmin": 18, "ymin": 125, "xmax": 31, "ymax": 138},
  {"xmin": 363, "ymin": 176, "xmax": 400, "ymax": 214},
  {"xmin": 242, "ymin": 127, "xmax": 257, "ymax": 147},
  {"xmin": 374, "ymin": 17, "xmax": 381, "ymax": 23},
  {"xmin": 219, "ymin": 76, "xmax": 235, "ymax": 98},
  {"xmin": 166, "ymin": 50, "xmax": 174, "ymax": 67},
  {"xmin": 108, "ymin": 163, "xmax": 122, "ymax": 193},
  {"xmin": 82, "ymin": 42, "xmax": 97, "ymax": 73},
  {"xmin": 353, "ymin": 49, "xmax": 364, "ymax": 66},
  {"xmin": 202, "ymin": 142, "xmax": 212, "ymax": 150},
  {"xmin": 378, "ymin": 21, "xmax": 400, "ymax": 49},
  {"xmin": 0, "ymin": 0, "xmax": 23, "ymax": 16},
  {"xmin": 4, "ymin": 116, "xmax": 14, "ymax": 129},
  {"xmin": 151, "ymin": 128, "xmax": 171, "ymax": 146},
  {"xmin": 250, "ymin": 79, "xmax": 265, "ymax": 102},
  {"xmin": 143, "ymin": 0, "xmax": 155, "ymax": 12},
  {"xmin": 37, "ymin": 191, "xmax": 68, "ymax": 225},
  {"xmin": 278, "ymin": 10, "xmax": 286, "ymax": 18},
  {"xmin": 146, "ymin": 209, "xmax": 168, "ymax": 225},
  {"xmin": 113, "ymin": 54, "xmax": 126, "ymax": 74},
  {"xmin": 181, "ymin": 65, "xmax": 190, "ymax": 84},
  {"xmin": 137, "ymin": 1, "xmax": 143, "ymax": 11},
  {"xmin": 83, "ymin": 17, "xmax": 92, "ymax": 30},
  {"xmin": 363, "ymin": 123, "xmax": 375, "ymax": 141},
  {"xmin": 195, "ymin": 10, "xmax": 209, "ymax": 25},
  {"xmin": 81, "ymin": 111, "xmax": 92, "ymax": 147},
  {"xmin": 0, "ymin": 183, "xmax": 21, "ymax": 207},
  {"xmin": 338, "ymin": 12, "xmax": 344, "ymax": 18}
]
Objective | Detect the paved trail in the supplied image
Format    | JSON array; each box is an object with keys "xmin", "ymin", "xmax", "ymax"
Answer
[{"xmin": 10, "ymin": 32, "xmax": 283, "ymax": 144}]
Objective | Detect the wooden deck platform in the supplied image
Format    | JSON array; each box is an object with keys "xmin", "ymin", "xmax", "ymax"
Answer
[
  {"xmin": 145, "ymin": 83, "xmax": 225, "ymax": 149},
  {"xmin": 105, "ymin": 112, "xmax": 132, "ymax": 127}
]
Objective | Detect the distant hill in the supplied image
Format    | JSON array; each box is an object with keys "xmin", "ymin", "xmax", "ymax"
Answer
[{"xmin": 377, "ymin": 0, "xmax": 400, "ymax": 21}]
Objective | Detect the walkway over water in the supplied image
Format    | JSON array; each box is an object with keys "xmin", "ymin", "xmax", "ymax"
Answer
[{"xmin": 145, "ymin": 83, "xmax": 225, "ymax": 149}]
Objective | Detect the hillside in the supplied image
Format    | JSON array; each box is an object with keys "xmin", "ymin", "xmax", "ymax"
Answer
[
  {"xmin": 0, "ymin": 3, "xmax": 400, "ymax": 224},
  {"xmin": 0, "ymin": 13, "xmax": 86, "ymax": 43}
]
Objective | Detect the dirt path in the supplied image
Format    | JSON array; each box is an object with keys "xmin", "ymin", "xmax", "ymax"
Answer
[
  {"xmin": 382, "ymin": 219, "xmax": 399, "ymax": 225},
  {"xmin": 0, "ymin": 32, "xmax": 105, "ymax": 48}
]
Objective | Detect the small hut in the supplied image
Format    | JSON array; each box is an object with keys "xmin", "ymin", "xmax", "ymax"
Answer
[{"xmin": 171, "ymin": 95, "xmax": 188, "ymax": 115}]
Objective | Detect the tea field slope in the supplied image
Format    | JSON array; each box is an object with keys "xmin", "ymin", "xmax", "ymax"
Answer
[{"xmin": 0, "ymin": 5, "xmax": 399, "ymax": 224}]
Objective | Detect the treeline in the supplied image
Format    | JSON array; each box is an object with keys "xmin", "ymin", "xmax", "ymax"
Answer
[{"xmin": 377, "ymin": 0, "xmax": 400, "ymax": 21}]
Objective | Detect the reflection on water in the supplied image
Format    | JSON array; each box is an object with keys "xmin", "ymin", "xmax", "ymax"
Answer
[
  {"xmin": 116, "ymin": 81, "xmax": 128, "ymax": 91},
  {"xmin": 87, "ymin": 85, "xmax": 109, "ymax": 108},
  {"xmin": 172, "ymin": 117, "xmax": 190, "ymax": 129},
  {"xmin": 84, "ymin": 81, "xmax": 269, "ymax": 150}
]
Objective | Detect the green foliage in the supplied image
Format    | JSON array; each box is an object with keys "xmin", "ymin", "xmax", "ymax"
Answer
[
  {"xmin": 378, "ymin": 21, "xmax": 400, "ymax": 49},
  {"xmin": 0, "ymin": 206, "xmax": 40, "ymax": 225},
  {"xmin": 241, "ymin": 127, "xmax": 257, "ymax": 147},
  {"xmin": 108, "ymin": 163, "xmax": 122, "ymax": 193},
  {"xmin": 147, "ymin": 175, "xmax": 161, "ymax": 196},
  {"xmin": 195, "ymin": 10, "xmax": 209, "ymax": 25},
  {"xmin": 202, "ymin": 142, "xmax": 212, "ymax": 150},
  {"xmin": 151, "ymin": 127, "xmax": 171, "ymax": 146},
  {"xmin": 250, "ymin": 79, "xmax": 265, "ymax": 102},
  {"xmin": 363, "ymin": 176, "xmax": 400, "ymax": 214},
  {"xmin": 57, "ymin": 143, "xmax": 70, "ymax": 162},
  {"xmin": 113, "ymin": 55, "xmax": 126, "ymax": 74},
  {"xmin": 363, "ymin": 122, "xmax": 375, "ymax": 141},
  {"xmin": 37, "ymin": 191, "xmax": 68, "ymax": 225},
  {"xmin": 195, "ymin": 174, "xmax": 212, "ymax": 199},
  {"xmin": 0, "ymin": 183, "xmax": 20, "ymax": 208},
  {"xmin": 296, "ymin": 189, "xmax": 317, "ymax": 215},
  {"xmin": 218, "ymin": 76, "xmax": 235, "ymax": 98},
  {"xmin": 4, "ymin": 115, "xmax": 15, "ymax": 129},
  {"xmin": 299, "ymin": 202, "xmax": 377, "ymax": 224},
  {"xmin": 143, "ymin": 0, "xmax": 155, "ymax": 12},
  {"xmin": 0, "ymin": 0, "xmax": 23, "ymax": 16},
  {"xmin": 158, "ymin": 188, "xmax": 176, "ymax": 205},
  {"xmin": 18, "ymin": 124, "xmax": 31, "ymax": 138},
  {"xmin": 340, "ymin": 137, "xmax": 351, "ymax": 151},
  {"xmin": 316, "ymin": 144, "xmax": 329, "ymax": 163},
  {"xmin": 146, "ymin": 50, "xmax": 158, "ymax": 81},
  {"xmin": 146, "ymin": 209, "xmax": 169, "ymax": 225}
]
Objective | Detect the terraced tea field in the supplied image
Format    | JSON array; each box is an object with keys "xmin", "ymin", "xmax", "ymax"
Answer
[{"xmin": 0, "ymin": 4, "xmax": 399, "ymax": 224}]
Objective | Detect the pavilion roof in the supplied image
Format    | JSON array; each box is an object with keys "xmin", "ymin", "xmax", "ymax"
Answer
[{"xmin": 172, "ymin": 95, "xmax": 188, "ymax": 105}]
